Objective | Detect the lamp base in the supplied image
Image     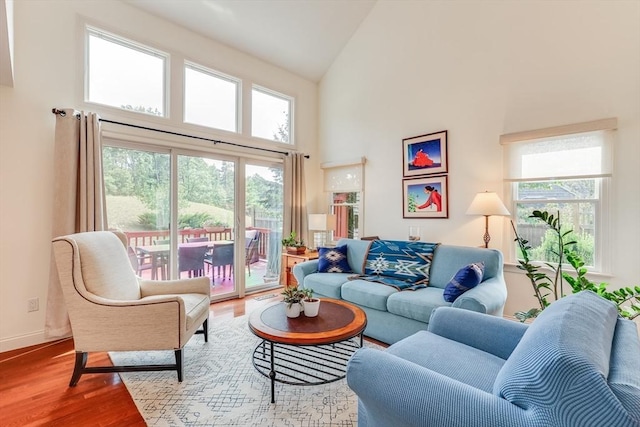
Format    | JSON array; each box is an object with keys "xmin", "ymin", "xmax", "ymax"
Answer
[
  {"xmin": 313, "ymin": 231, "xmax": 326, "ymax": 249},
  {"xmin": 483, "ymin": 215, "xmax": 490, "ymax": 248}
]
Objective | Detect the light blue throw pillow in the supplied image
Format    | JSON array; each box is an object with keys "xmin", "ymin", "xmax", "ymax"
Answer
[
  {"xmin": 443, "ymin": 262, "xmax": 484, "ymax": 302},
  {"xmin": 318, "ymin": 245, "xmax": 352, "ymax": 273}
]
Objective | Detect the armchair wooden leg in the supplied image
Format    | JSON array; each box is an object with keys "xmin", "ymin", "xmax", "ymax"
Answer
[
  {"xmin": 175, "ymin": 349, "xmax": 183, "ymax": 382},
  {"xmin": 196, "ymin": 318, "xmax": 209, "ymax": 342},
  {"xmin": 70, "ymin": 351, "xmax": 88, "ymax": 387},
  {"xmin": 69, "ymin": 349, "xmax": 187, "ymax": 386}
]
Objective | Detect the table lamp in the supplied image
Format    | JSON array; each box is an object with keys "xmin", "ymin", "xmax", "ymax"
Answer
[
  {"xmin": 466, "ymin": 191, "xmax": 510, "ymax": 248},
  {"xmin": 308, "ymin": 214, "xmax": 337, "ymax": 249}
]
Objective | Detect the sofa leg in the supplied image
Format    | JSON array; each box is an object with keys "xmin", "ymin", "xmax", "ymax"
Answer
[
  {"xmin": 69, "ymin": 351, "xmax": 88, "ymax": 387},
  {"xmin": 175, "ymin": 349, "xmax": 183, "ymax": 382}
]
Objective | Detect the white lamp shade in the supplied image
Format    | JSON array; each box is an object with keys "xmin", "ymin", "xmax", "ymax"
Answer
[
  {"xmin": 308, "ymin": 214, "xmax": 337, "ymax": 231},
  {"xmin": 466, "ymin": 192, "xmax": 510, "ymax": 216}
]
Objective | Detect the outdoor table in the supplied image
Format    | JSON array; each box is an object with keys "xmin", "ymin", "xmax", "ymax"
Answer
[{"xmin": 136, "ymin": 240, "xmax": 232, "ymax": 279}]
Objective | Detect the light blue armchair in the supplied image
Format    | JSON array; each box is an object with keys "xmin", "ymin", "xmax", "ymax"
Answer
[{"xmin": 346, "ymin": 291, "xmax": 640, "ymax": 427}]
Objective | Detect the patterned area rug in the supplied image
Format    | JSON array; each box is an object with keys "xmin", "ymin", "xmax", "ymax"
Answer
[{"xmin": 110, "ymin": 315, "xmax": 379, "ymax": 426}]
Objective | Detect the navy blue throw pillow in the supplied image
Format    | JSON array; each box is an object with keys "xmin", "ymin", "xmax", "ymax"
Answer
[
  {"xmin": 318, "ymin": 245, "xmax": 352, "ymax": 273},
  {"xmin": 443, "ymin": 262, "xmax": 485, "ymax": 302}
]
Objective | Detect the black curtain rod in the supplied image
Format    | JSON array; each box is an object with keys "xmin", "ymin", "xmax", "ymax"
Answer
[{"xmin": 51, "ymin": 108, "xmax": 309, "ymax": 158}]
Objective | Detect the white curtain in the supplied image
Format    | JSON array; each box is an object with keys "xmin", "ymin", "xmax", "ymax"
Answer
[
  {"xmin": 283, "ymin": 152, "xmax": 309, "ymax": 246},
  {"xmin": 44, "ymin": 109, "xmax": 106, "ymax": 338}
]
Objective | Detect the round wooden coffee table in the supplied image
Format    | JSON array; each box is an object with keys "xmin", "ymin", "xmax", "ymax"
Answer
[{"xmin": 248, "ymin": 298, "xmax": 367, "ymax": 403}]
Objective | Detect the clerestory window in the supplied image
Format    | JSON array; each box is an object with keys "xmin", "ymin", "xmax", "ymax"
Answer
[
  {"xmin": 85, "ymin": 27, "xmax": 167, "ymax": 117},
  {"xmin": 184, "ymin": 63, "xmax": 239, "ymax": 132}
]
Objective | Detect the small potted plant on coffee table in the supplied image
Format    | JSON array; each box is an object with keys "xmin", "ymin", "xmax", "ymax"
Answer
[
  {"xmin": 301, "ymin": 288, "xmax": 320, "ymax": 317},
  {"xmin": 281, "ymin": 231, "xmax": 306, "ymax": 254},
  {"xmin": 281, "ymin": 286, "xmax": 305, "ymax": 318}
]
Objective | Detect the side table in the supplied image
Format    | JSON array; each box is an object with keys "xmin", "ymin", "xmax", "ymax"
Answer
[{"xmin": 280, "ymin": 251, "xmax": 319, "ymax": 288}]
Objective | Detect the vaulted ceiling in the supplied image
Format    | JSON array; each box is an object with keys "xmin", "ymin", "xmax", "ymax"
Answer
[{"xmin": 125, "ymin": 0, "xmax": 377, "ymax": 82}]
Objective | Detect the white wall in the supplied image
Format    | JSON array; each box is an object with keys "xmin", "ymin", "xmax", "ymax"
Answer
[
  {"xmin": 319, "ymin": 0, "xmax": 640, "ymax": 316},
  {"xmin": 0, "ymin": 0, "xmax": 318, "ymax": 351}
]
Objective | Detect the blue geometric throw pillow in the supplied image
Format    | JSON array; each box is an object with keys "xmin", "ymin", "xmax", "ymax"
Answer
[
  {"xmin": 443, "ymin": 262, "xmax": 485, "ymax": 302},
  {"xmin": 318, "ymin": 245, "xmax": 352, "ymax": 273}
]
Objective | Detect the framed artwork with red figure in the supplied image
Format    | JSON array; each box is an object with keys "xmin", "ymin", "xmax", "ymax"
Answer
[
  {"xmin": 402, "ymin": 130, "xmax": 448, "ymax": 177},
  {"xmin": 403, "ymin": 175, "xmax": 448, "ymax": 218}
]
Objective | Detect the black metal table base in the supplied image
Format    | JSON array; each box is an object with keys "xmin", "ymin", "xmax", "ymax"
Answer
[{"xmin": 252, "ymin": 335, "xmax": 363, "ymax": 403}]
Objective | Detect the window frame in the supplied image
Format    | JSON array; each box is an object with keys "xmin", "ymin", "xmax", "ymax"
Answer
[
  {"xmin": 501, "ymin": 120, "xmax": 616, "ymax": 274},
  {"xmin": 509, "ymin": 178, "xmax": 608, "ymax": 272},
  {"xmin": 251, "ymin": 85, "xmax": 294, "ymax": 145},
  {"xmin": 183, "ymin": 61, "xmax": 241, "ymax": 133},
  {"xmin": 322, "ymin": 158, "xmax": 367, "ymax": 242},
  {"xmin": 84, "ymin": 25, "xmax": 169, "ymax": 118}
]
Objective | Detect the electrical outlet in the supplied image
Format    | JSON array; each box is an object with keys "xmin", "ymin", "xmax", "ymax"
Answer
[{"xmin": 28, "ymin": 297, "xmax": 39, "ymax": 312}]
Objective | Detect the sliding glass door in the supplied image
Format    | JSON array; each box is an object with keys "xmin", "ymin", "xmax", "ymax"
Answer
[
  {"xmin": 177, "ymin": 153, "xmax": 237, "ymax": 299},
  {"xmin": 245, "ymin": 161, "xmax": 284, "ymax": 291},
  {"xmin": 103, "ymin": 139, "xmax": 284, "ymax": 300}
]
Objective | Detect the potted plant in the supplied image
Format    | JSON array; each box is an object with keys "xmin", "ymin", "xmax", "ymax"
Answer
[
  {"xmin": 281, "ymin": 231, "xmax": 306, "ymax": 254},
  {"xmin": 512, "ymin": 210, "xmax": 639, "ymax": 322},
  {"xmin": 301, "ymin": 287, "xmax": 320, "ymax": 317},
  {"xmin": 202, "ymin": 219, "xmax": 226, "ymax": 233},
  {"xmin": 281, "ymin": 286, "xmax": 305, "ymax": 318}
]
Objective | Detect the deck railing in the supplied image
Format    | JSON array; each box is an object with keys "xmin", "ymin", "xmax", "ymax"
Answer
[{"xmin": 124, "ymin": 227, "xmax": 272, "ymax": 259}]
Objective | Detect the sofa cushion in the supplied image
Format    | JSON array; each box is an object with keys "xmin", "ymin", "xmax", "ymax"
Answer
[
  {"xmin": 363, "ymin": 240, "xmax": 438, "ymax": 286},
  {"xmin": 386, "ymin": 330, "xmax": 506, "ymax": 393},
  {"xmin": 429, "ymin": 245, "xmax": 501, "ymax": 289},
  {"xmin": 341, "ymin": 279, "xmax": 397, "ymax": 311},
  {"xmin": 317, "ymin": 245, "xmax": 352, "ymax": 273},
  {"xmin": 303, "ymin": 272, "xmax": 351, "ymax": 299},
  {"xmin": 443, "ymin": 262, "xmax": 484, "ymax": 302},
  {"xmin": 387, "ymin": 287, "xmax": 451, "ymax": 323},
  {"xmin": 336, "ymin": 238, "xmax": 372, "ymax": 274}
]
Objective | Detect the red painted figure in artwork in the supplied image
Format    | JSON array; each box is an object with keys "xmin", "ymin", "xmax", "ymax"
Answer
[
  {"xmin": 412, "ymin": 149, "xmax": 433, "ymax": 167},
  {"xmin": 417, "ymin": 186, "xmax": 442, "ymax": 211}
]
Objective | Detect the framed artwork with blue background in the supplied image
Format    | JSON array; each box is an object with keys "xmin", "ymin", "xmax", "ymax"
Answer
[
  {"xmin": 403, "ymin": 130, "xmax": 448, "ymax": 177},
  {"xmin": 403, "ymin": 175, "xmax": 448, "ymax": 218}
]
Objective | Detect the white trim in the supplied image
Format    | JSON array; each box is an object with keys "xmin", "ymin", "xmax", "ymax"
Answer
[
  {"xmin": 500, "ymin": 118, "xmax": 617, "ymax": 145},
  {"xmin": 504, "ymin": 173, "xmax": 612, "ymax": 182},
  {"xmin": 321, "ymin": 157, "xmax": 367, "ymax": 169},
  {"xmin": 0, "ymin": 329, "xmax": 56, "ymax": 353}
]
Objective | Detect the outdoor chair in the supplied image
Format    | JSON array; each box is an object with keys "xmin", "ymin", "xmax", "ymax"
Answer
[
  {"xmin": 127, "ymin": 246, "xmax": 156, "ymax": 277},
  {"xmin": 245, "ymin": 231, "xmax": 261, "ymax": 276},
  {"xmin": 205, "ymin": 242, "xmax": 234, "ymax": 279},
  {"xmin": 52, "ymin": 231, "xmax": 210, "ymax": 386},
  {"xmin": 178, "ymin": 245, "xmax": 209, "ymax": 278}
]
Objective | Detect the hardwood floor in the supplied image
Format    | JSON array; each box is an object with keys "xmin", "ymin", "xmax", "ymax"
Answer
[{"xmin": 0, "ymin": 290, "xmax": 283, "ymax": 427}]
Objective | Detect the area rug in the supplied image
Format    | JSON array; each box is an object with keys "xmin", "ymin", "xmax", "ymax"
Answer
[{"xmin": 109, "ymin": 315, "xmax": 380, "ymax": 426}]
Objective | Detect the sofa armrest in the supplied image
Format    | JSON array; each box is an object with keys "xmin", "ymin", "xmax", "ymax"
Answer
[
  {"xmin": 139, "ymin": 277, "xmax": 210, "ymax": 297},
  {"xmin": 347, "ymin": 348, "xmax": 527, "ymax": 427},
  {"xmin": 292, "ymin": 259, "xmax": 319, "ymax": 287},
  {"xmin": 428, "ymin": 307, "xmax": 528, "ymax": 360},
  {"xmin": 452, "ymin": 276, "xmax": 507, "ymax": 315}
]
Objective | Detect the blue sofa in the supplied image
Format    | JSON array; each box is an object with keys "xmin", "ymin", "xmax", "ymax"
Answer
[
  {"xmin": 293, "ymin": 238, "xmax": 507, "ymax": 344},
  {"xmin": 347, "ymin": 291, "xmax": 640, "ymax": 427}
]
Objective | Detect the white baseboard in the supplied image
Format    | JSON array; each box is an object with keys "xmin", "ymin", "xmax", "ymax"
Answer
[{"xmin": 0, "ymin": 330, "xmax": 50, "ymax": 353}]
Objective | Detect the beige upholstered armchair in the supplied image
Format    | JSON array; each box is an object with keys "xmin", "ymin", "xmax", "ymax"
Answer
[{"xmin": 52, "ymin": 231, "xmax": 210, "ymax": 386}]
